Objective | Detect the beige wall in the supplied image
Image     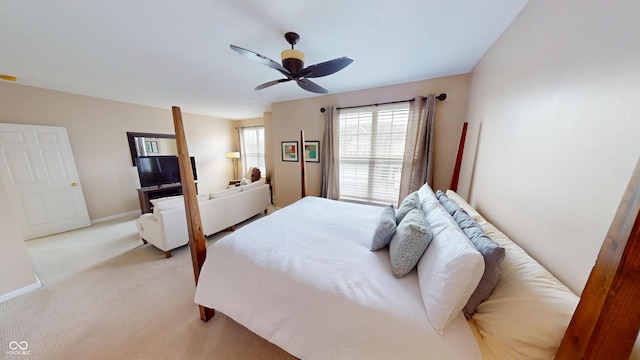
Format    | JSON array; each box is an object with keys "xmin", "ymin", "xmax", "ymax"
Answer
[
  {"xmin": 271, "ymin": 74, "xmax": 470, "ymax": 207},
  {"xmin": 459, "ymin": 0, "xmax": 640, "ymax": 294},
  {"xmin": 0, "ymin": 82, "xmax": 234, "ymax": 221},
  {"xmin": 0, "ymin": 178, "xmax": 39, "ymax": 299}
]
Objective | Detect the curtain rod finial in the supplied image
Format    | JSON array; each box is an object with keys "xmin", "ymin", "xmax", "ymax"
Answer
[
  {"xmin": 320, "ymin": 107, "xmax": 326, "ymax": 113},
  {"xmin": 436, "ymin": 93, "xmax": 447, "ymax": 101}
]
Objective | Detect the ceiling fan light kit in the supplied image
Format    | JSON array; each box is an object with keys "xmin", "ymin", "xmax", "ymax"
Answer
[
  {"xmin": 230, "ymin": 31, "xmax": 353, "ymax": 94},
  {"xmin": 281, "ymin": 49, "xmax": 305, "ymax": 74}
]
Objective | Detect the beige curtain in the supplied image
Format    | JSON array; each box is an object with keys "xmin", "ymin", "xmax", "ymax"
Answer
[
  {"xmin": 320, "ymin": 107, "xmax": 340, "ymax": 200},
  {"xmin": 398, "ymin": 94, "xmax": 436, "ymax": 202}
]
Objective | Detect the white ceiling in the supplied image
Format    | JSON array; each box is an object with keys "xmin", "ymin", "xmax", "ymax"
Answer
[{"xmin": 0, "ymin": 0, "xmax": 528, "ymax": 120}]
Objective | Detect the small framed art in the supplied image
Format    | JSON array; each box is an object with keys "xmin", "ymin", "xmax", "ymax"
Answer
[
  {"xmin": 304, "ymin": 141, "xmax": 320, "ymax": 163},
  {"xmin": 281, "ymin": 141, "xmax": 298, "ymax": 162},
  {"xmin": 145, "ymin": 140, "xmax": 159, "ymax": 153}
]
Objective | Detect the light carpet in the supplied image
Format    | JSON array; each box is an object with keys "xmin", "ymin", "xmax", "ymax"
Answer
[{"xmin": 0, "ymin": 211, "xmax": 296, "ymax": 360}]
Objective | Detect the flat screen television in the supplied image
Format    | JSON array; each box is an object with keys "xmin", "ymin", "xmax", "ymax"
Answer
[{"xmin": 136, "ymin": 156, "xmax": 197, "ymax": 188}]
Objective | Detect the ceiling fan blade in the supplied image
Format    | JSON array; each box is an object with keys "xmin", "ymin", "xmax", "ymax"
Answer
[
  {"xmin": 230, "ymin": 45, "xmax": 291, "ymax": 77},
  {"xmin": 299, "ymin": 57, "xmax": 354, "ymax": 78},
  {"xmin": 296, "ymin": 78, "xmax": 328, "ymax": 94},
  {"xmin": 255, "ymin": 78, "xmax": 292, "ymax": 90}
]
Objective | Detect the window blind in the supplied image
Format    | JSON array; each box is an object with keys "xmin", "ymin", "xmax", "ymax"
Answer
[
  {"xmin": 239, "ymin": 126, "xmax": 265, "ymax": 176},
  {"xmin": 338, "ymin": 103, "xmax": 409, "ymax": 206}
]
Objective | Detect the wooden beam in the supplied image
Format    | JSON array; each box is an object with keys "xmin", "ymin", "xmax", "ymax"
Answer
[
  {"xmin": 556, "ymin": 158, "xmax": 640, "ymax": 359},
  {"xmin": 172, "ymin": 106, "xmax": 215, "ymax": 322},
  {"xmin": 450, "ymin": 122, "xmax": 468, "ymax": 192},
  {"xmin": 300, "ymin": 130, "xmax": 307, "ymax": 198}
]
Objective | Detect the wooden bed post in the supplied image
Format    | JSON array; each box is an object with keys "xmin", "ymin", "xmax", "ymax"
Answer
[
  {"xmin": 172, "ymin": 106, "xmax": 215, "ymax": 322},
  {"xmin": 300, "ymin": 130, "xmax": 307, "ymax": 197},
  {"xmin": 450, "ymin": 122, "xmax": 468, "ymax": 192},
  {"xmin": 556, "ymin": 158, "xmax": 640, "ymax": 359}
]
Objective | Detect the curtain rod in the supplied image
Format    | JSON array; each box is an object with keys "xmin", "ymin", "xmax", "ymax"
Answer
[{"xmin": 320, "ymin": 93, "xmax": 446, "ymax": 113}]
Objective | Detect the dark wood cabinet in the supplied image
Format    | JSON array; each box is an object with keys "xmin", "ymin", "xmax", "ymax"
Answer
[{"xmin": 137, "ymin": 183, "xmax": 197, "ymax": 213}]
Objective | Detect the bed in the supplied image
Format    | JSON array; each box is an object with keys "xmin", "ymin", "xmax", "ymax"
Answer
[
  {"xmin": 170, "ymin": 108, "xmax": 639, "ymax": 359},
  {"xmin": 193, "ymin": 183, "xmax": 581, "ymax": 359}
]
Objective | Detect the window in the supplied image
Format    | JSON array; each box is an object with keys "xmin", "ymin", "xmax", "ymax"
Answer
[
  {"xmin": 338, "ymin": 103, "xmax": 409, "ymax": 206},
  {"xmin": 239, "ymin": 126, "xmax": 265, "ymax": 177}
]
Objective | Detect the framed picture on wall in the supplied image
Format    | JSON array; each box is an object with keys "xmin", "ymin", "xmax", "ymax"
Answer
[
  {"xmin": 145, "ymin": 140, "xmax": 159, "ymax": 154},
  {"xmin": 281, "ymin": 141, "xmax": 298, "ymax": 162},
  {"xmin": 304, "ymin": 141, "xmax": 320, "ymax": 163}
]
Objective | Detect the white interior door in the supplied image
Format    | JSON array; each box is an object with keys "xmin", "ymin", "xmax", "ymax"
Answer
[{"xmin": 0, "ymin": 123, "xmax": 91, "ymax": 240}]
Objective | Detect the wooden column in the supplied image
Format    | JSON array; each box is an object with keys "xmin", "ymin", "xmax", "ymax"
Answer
[
  {"xmin": 450, "ymin": 122, "xmax": 468, "ymax": 192},
  {"xmin": 556, "ymin": 158, "xmax": 640, "ymax": 359},
  {"xmin": 300, "ymin": 130, "xmax": 307, "ymax": 198},
  {"xmin": 172, "ymin": 106, "xmax": 215, "ymax": 322}
]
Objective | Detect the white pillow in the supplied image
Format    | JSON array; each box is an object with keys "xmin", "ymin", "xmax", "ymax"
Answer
[
  {"xmin": 151, "ymin": 197, "xmax": 184, "ymax": 219},
  {"xmin": 417, "ymin": 183, "xmax": 442, "ymax": 215},
  {"xmin": 150, "ymin": 195, "xmax": 181, "ymax": 207},
  {"xmin": 151, "ymin": 193, "xmax": 208, "ymax": 219},
  {"xmin": 415, "ymin": 184, "xmax": 484, "ymax": 333},
  {"xmin": 239, "ymin": 180, "xmax": 264, "ymax": 191},
  {"xmin": 210, "ymin": 187, "xmax": 241, "ymax": 199}
]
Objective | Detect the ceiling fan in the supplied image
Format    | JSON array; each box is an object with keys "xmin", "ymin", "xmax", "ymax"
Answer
[{"xmin": 230, "ymin": 32, "xmax": 353, "ymax": 94}]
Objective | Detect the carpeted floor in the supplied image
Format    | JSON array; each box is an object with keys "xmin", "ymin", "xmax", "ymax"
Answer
[{"xmin": 0, "ymin": 210, "xmax": 296, "ymax": 360}]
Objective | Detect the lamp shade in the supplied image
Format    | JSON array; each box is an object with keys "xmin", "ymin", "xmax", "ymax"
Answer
[
  {"xmin": 226, "ymin": 152, "xmax": 240, "ymax": 159},
  {"xmin": 281, "ymin": 49, "xmax": 305, "ymax": 62}
]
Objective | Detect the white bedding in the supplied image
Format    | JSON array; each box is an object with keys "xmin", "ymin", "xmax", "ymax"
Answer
[{"xmin": 194, "ymin": 196, "xmax": 482, "ymax": 359}]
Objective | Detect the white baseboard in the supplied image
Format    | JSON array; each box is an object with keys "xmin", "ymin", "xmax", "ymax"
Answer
[
  {"xmin": 91, "ymin": 210, "xmax": 141, "ymax": 225},
  {"xmin": 0, "ymin": 276, "xmax": 42, "ymax": 304}
]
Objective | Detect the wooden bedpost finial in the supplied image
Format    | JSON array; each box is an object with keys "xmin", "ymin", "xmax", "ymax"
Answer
[{"xmin": 450, "ymin": 122, "xmax": 468, "ymax": 192}]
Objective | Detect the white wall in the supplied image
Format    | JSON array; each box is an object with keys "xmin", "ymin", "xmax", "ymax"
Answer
[{"xmin": 459, "ymin": 0, "xmax": 640, "ymax": 294}]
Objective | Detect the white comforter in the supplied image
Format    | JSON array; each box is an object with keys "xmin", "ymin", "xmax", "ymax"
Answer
[{"xmin": 194, "ymin": 196, "xmax": 481, "ymax": 359}]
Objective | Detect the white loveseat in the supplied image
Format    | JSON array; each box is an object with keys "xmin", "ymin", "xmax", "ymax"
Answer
[{"xmin": 136, "ymin": 182, "xmax": 270, "ymax": 257}]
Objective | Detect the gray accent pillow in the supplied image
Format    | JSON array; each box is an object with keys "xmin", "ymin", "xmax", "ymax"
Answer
[
  {"xmin": 452, "ymin": 208, "xmax": 477, "ymax": 230},
  {"xmin": 389, "ymin": 208, "xmax": 433, "ymax": 278},
  {"xmin": 396, "ymin": 191, "xmax": 419, "ymax": 224},
  {"xmin": 436, "ymin": 189, "xmax": 460, "ymax": 216},
  {"xmin": 370, "ymin": 205, "xmax": 397, "ymax": 251},
  {"xmin": 452, "ymin": 208, "xmax": 506, "ymax": 318}
]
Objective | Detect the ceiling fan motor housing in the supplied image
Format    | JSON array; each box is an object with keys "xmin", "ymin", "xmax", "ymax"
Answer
[{"xmin": 281, "ymin": 49, "xmax": 304, "ymax": 75}]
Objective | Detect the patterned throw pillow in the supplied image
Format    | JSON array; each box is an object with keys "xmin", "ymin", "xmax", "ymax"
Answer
[
  {"xmin": 370, "ymin": 205, "xmax": 397, "ymax": 251},
  {"xmin": 395, "ymin": 191, "xmax": 420, "ymax": 224},
  {"xmin": 389, "ymin": 208, "xmax": 433, "ymax": 278}
]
